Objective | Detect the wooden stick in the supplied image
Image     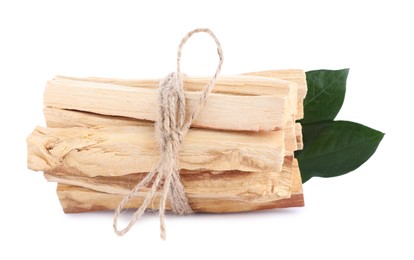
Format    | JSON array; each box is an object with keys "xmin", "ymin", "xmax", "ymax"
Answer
[
  {"xmin": 244, "ymin": 70, "xmax": 307, "ymax": 119},
  {"xmin": 45, "ymin": 157, "xmax": 293, "ymax": 203},
  {"xmin": 56, "ymin": 74, "xmax": 297, "ymax": 103},
  {"xmin": 27, "ymin": 125, "xmax": 286, "ymax": 177},
  {"xmin": 243, "ymin": 70, "xmax": 307, "ymax": 99},
  {"xmin": 296, "ymin": 101, "xmax": 304, "ymax": 120},
  {"xmin": 57, "ymin": 70, "xmax": 304, "ymax": 120},
  {"xmin": 43, "ymin": 107, "xmax": 301, "ymax": 156},
  {"xmin": 295, "ymin": 123, "xmax": 303, "ymax": 150},
  {"xmin": 45, "ymin": 76, "xmax": 293, "ymax": 132},
  {"xmin": 56, "ymin": 159, "xmax": 303, "ymax": 213}
]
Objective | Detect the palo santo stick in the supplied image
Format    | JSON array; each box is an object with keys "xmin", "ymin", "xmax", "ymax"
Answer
[
  {"xmin": 291, "ymin": 159, "xmax": 303, "ymax": 195},
  {"xmin": 56, "ymin": 74, "xmax": 298, "ymax": 117},
  {"xmin": 244, "ymin": 70, "xmax": 307, "ymax": 120},
  {"xmin": 59, "ymin": 71, "xmax": 304, "ymax": 114},
  {"xmin": 296, "ymin": 101, "xmax": 304, "ymax": 120},
  {"xmin": 45, "ymin": 76, "xmax": 292, "ymax": 132},
  {"xmin": 295, "ymin": 123, "xmax": 303, "ymax": 150},
  {"xmin": 43, "ymin": 107, "xmax": 300, "ymax": 155},
  {"xmin": 244, "ymin": 69, "xmax": 307, "ymax": 99},
  {"xmin": 45, "ymin": 157, "xmax": 293, "ymax": 203},
  {"xmin": 56, "ymin": 159, "xmax": 303, "ymax": 213},
  {"xmin": 27, "ymin": 125, "xmax": 285, "ymax": 177}
]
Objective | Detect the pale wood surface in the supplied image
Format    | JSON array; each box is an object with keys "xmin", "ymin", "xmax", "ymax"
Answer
[
  {"xmin": 244, "ymin": 70, "xmax": 307, "ymax": 119},
  {"xmin": 45, "ymin": 157, "xmax": 293, "ymax": 203},
  {"xmin": 45, "ymin": 76, "xmax": 292, "ymax": 132},
  {"xmin": 296, "ymin": 100, "xmax": 304, "ymax": 120},
  {"xmin": 44, "ymin": 107, "xmax": 151, "ymax": 128},
  {"xmin": 27, "ymin": 125, "xmax": 286, "ymax": 177},
  {"xmin": 57, "ymin": 70, "xmax": 305, "ymax": 121},
  {"xmin": 56, "ymin": 74, "xmax": 297, "ymax": 101},
  {"xmin": 243, "ymin": 69, "xmax": 307, "ymax": 99},
  {"xmin": 295, "ymin": 123, "xmax": 303, "ymax": 150},
  {"xmin": 56, "ymin": 159, "xmax": 303, "ymax": 213},
  {"xmin": 43, "ymin": 107, "xmax": 301, "ymax": 156}
]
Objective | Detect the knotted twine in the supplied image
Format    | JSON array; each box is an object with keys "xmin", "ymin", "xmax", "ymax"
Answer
[{"xmin": 113, "ymin": 28, "xmax": 224, "ymax": 240}]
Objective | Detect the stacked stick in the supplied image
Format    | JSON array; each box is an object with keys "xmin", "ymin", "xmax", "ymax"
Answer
[{"xmin": 27, "ymin": 70, "xmax": 307, "ymax": 213}]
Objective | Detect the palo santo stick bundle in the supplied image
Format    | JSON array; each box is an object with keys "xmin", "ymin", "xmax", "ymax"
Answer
[
  {"xmin": 25, "ymin": 28, "xmax": 309, "ymax": 241},
  {"xmin": 27, "ymin": 70, "xmax": 307, "ymax": 214}
]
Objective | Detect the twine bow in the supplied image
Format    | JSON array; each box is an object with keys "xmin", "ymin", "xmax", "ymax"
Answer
[{"xmin": 113, "ymin": 28, "xmax": 224, "ymax": 240}]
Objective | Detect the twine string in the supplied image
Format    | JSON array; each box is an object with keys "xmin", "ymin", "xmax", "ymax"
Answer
[{"xmin": 113, "ymin": 28, "xmax": 224, "ymax": 240}]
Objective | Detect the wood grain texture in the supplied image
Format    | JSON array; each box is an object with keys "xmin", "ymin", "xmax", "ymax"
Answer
[
  {"xmin": 56, "ymin": 159, "xmax": 303, "ymax": 213},
  {"xmin": 45, "ymin": 76, "xmax": 292, "ymax": 132},
  {"xmin": 44, "ymin": 107, "xmax": 151, "ymax": 128},
  {"xmin": 57, "ymin": 70, "xmax": 304, "ymax": 121},
  {"xmin": 56, "ymin": 74, "xmax": 297, "ymax": 100},
  {"xmin": 243, "ymin": 69, "xmax": 307, "ymax": 99},
  {"xmin": 43, "ymin": 107, "xmax": 301, "ymax": 156},
  {"xmin": 244, "ymin": 70, "xmax": 307, "ymax": 119},
  {"xmin": 46, "ymin": 157, "xmax": 293, "ymax": 203},
  {"xmin": 295, "ymin": 123, "xmax": 303, "ymax": 150},
  {"xmin": 27, "ymin": 125, "xmax": 286, "ymax": 177}
]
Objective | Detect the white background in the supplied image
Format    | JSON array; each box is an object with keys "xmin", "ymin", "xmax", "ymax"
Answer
[{"xmin": 1, "ymin": 0, "xmax": 413, "ymax": 259}]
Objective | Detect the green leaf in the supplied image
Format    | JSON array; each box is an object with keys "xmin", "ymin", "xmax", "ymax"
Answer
[
  {"xmin": 300, "ymin": 69, "xmax": 349, "ymax": 124},
  {"xmin": 296, "ymin": 121, "xmax": 384, "ymax": 183}
]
